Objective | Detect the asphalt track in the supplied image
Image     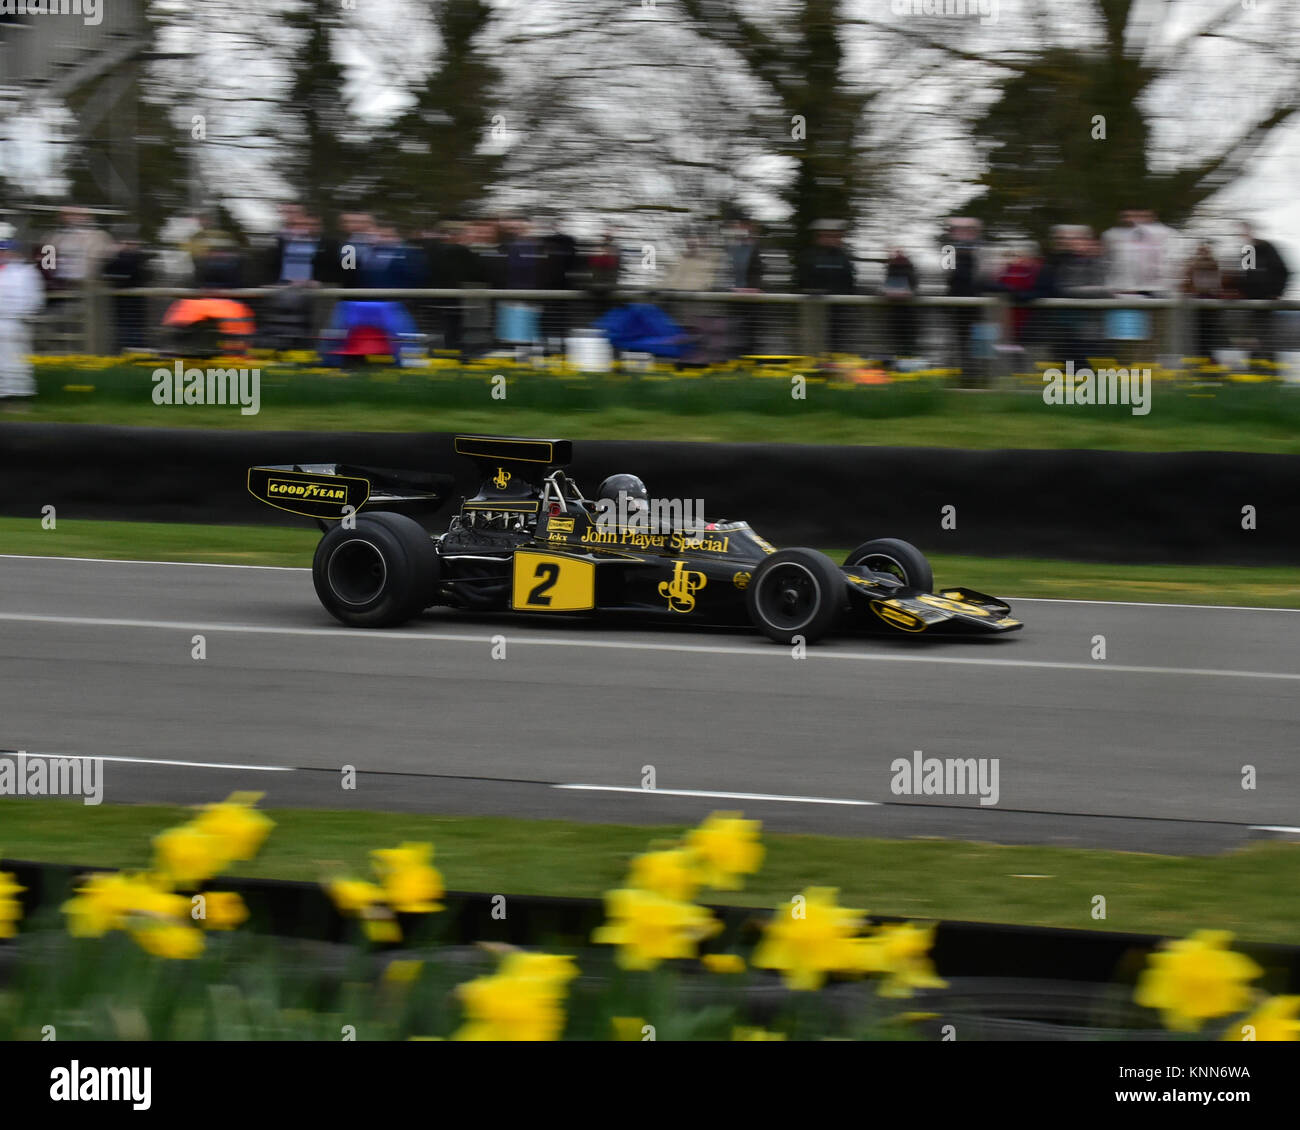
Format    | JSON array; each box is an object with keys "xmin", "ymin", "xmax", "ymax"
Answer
[{"xmin": 1, "ymin": 555, "xmax": 1298, "ymax": 854}]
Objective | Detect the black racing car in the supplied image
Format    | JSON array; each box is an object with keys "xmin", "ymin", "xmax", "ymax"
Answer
[{"xmin": 247, "ymin": 434, "xmax": 1022, "ymax": 644}]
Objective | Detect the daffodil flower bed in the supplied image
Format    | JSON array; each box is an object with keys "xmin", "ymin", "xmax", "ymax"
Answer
[{"xmin": 2, "ymin": 800, "xmax": 1297, "ymax": 1040}]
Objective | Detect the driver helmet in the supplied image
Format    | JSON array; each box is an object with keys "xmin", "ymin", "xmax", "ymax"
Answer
[{"xmin": 597, "ymin": 473, "xmax": 649, "ymax": 524}]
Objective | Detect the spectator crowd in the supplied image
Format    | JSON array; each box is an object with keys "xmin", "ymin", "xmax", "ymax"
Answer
[{"xmin": 2, "ymin": 202, "xmax": 1295, "ymax": 384}]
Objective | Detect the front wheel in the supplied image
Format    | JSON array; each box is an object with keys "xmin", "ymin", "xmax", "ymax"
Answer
[
  {"xmin": 746, "ymin": 548, "xmax": 846, "ymax": 645},
  {"xmin": 312, "ymin": 512, "xmax": 437, "ymax": 628},
  {"xmin": 844, "ymin": 537, "xmax": 933, "ymax": 592}
]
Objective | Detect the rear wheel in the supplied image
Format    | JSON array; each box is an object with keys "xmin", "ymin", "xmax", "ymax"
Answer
[
  {"xmin": 844, "ymin": 538, "xmax": 933, "ymax": 591},
  {"xmin": 312, "ymin": 512, "xmax": 437, "ymax": 628},
  {"xmin": 746, "ymin": 548, "xmax": 846, "ymax": 645}
]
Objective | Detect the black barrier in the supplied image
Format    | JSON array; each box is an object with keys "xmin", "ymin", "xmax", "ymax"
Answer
[{"xmin": 1, "ymin": 423, "xmax": 1297, "ymax": 564}]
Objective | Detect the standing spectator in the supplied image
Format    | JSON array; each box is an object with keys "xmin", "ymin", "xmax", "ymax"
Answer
[
  {"xmin": 797, "ymin": 219, "xmax": 856, "ymax": 354},
  {"xmin": 43, "ymin": 207, "xmax": 112, "ymax": 352},
  {"xmin": 539, "ymin": 214, "xmax": 580, "ymax": 344},
  {"xmin": 262, "ymin": 208, "xmax": 333, "ymax": 351},
  {"xmin": 944, "ymin": 218, "xmax": 986, "ymax": 382},
  {"xmin": 44, "ymin": 206, "xmax": 112, "ymax": 291},
  {"xmin": 881, "ymin": 247, "xmax": 918, "ymax": 363},
  {"xmin": 1181, "ymin": 242, "xmax": 1223, "ymax": 362},
  {"xmin": 1234, "ymin": 223, "xmax": 1290, "ymax": 368},
  {"xmin": 994, "ymin": 241, "xmax": 1043, "ymax": 349},
  {"xmin": 417, "ymin": 219, "xmax": 477, "ymax": 355},
  {"xmin": 1035, "ymin": 225, "xmax": 1107, "ymax": 372},
  {"xmin": 1100, "ymin": 208, "xmax": 1173, "ymax": 360},
  {"xmin": 336, "ymin": 212, "xmax": 377, "ymax": 288},
  {"xmin": 101, "ymin": 228, "xmax": 152, "ymax": 354},
  {"xmin": 0, "ymin": 236, "xmax": 45, "ymax": 410},
  {"xmin": 587, "ymin": 231, "xmax": 623, "ymax": 318},
  {"xmin": 721, "ymin": 217, "xmax": 764, "ymax": 357}
]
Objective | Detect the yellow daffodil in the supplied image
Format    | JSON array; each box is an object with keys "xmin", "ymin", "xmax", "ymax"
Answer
[
  {"xmin": 130, "ymin": 922, "xmax": 204, "ymax": 960},
  {"xmin": 627, "ymin": 848, "xmax": 700, "ymax": 902},
  {"xmin": 327, "ymin": 878, "xmax": 386, "ymax": 914},
  {"xmin": 593, "ymin": 888, "xmax": 720, "ymax": 970},
  {"xmin": 371, "ymin": 842, "xmax": 444, "ymax": 913},
  {"xmin": 152, "ymin": 824, "xmax": 226, "ymax": 887},
  {"xmin": 198, "ymin": 891, "xmax": 248, "ymax": 931},
  {"xmin": 454, "ymin": 951, "xmax": 578, "ymax": 1041},
  {"xmin": 701, "ymin": 953, "xmax": 746, "ymax": 975},
  {"xmin": 751, "ymin": 887, "xmax": 866, "ymax": 991},
  {"xmin": 190, "ymin": 793, "xmax": 273, "ymax": 862},
  {"xmin": 1135, "ymin": 931, "xmax": 1263, "ymax": 1032},
  {"xmin": 684, "ymin": 812, "xmax": 763, "ymax": 890},
  {"xmin": 0, "ymin": 871, "xmax": 25, "ymax": 939},
  {"xmin": 62, "ymin": 871, "xmax": 177, "ymax": 937},
  {"xmin": 1224, "ymin": 996, "xmax": 1300, "ymax": 1042},
  {"xmin": 855, "ymin": 922, "xmax": 947, "ymax": 998}
]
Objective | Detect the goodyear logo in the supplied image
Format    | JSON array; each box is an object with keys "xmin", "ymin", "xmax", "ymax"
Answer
[
  {"xmin": 549, "ymin": 517, "xmax": 575, "ymax": 533},
  {"xmin": 268, "ymin": 478, "xmax": 346, "ymax": 502},
  {"xmin": 659, "ymin": 561, "xmax": 707, "ymax": 613}
]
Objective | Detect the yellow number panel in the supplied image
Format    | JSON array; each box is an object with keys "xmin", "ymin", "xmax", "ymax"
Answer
[{"xmin": 511, "ymin": 552, "xmax": 596, "ymax": 611}]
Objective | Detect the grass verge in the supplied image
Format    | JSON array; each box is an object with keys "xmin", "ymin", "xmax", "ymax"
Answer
[
  {"xmin": 14, "ymin": 362, "xmax": 1300, "ymax": 452},
  {"xmin": 2, "ymin": 799, "xmax": 1297, "ymax": 942},
  {"xmin": 3, "ymin": 515, "xmax": 1298, "ymax": 607}
]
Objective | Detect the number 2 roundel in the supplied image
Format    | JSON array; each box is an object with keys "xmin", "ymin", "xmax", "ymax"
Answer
[{"xmin": 511, "ymin": 552, "xmax": 597, "ymax": 611}]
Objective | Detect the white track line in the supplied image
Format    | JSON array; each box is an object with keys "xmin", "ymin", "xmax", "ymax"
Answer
[
  {"xmin": 554, "ymin": 784, "xmax": 880, "ymax": 806},
  {"xmin": 0, "ymin": 554, "xmax": 306, "ymax": 572},
  {"xmin": 1, "ymin": 555, "xmax": 1296, "ymax": 614},
  {"xmin": 1, "ymin": 610, "xmax": 1298, "ymax": 681},
  {"xmin": 1, "ymin": 751, "xmax": 294, "ymax": 772},
  {"xmin": 1248, "ymin": 824, "xmax": 1300, "ymax": 834}
]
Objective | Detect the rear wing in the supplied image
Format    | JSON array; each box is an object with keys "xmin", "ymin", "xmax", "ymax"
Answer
[{"xmin": 248, "ymin": 463, "xmax": 452, "ymax": 522}]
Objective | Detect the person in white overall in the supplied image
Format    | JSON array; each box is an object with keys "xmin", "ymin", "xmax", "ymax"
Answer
[{"xmin": 0, "ymin": 238, "xmax": 45, "ymax": 409}]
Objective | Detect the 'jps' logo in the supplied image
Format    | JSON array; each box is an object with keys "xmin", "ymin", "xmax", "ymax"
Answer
[
  {"xmin": 492, "ymin": 467, "xmax": 512, "ymax": 490},
  {"xmin": 659, "ymin": 561, "xmax": 706, "ymax": 613}
]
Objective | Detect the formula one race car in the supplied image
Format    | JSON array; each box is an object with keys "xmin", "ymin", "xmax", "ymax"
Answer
[{"xmin": 247, "ymin": 435, "xmax": 1022, "ymax": 644}]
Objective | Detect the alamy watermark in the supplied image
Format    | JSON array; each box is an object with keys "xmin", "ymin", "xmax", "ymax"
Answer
[
  {"xmin": 151, "ymin": 361, "xmax": 261, "ymax": 416},
  {"xmin": 890, "ymin": 750, "xmax": 999, "ymax": 806},
  {"xmin": 593, "ymin": 492, "xmax": 706, "ymax": 536},
  {"xmin": 0, "ymin": 0, "xmax": 101, "ymax": 25},
  {"xmin": 0, "ymin": 752, "xmax": 103, "ymax": 805},
  {"xmin": 1042, "ymin": 362, "xmax": 1151, "ymax": 416},
  {"xmin": 891, "ymin": 0, "xmax": 999, "ymax": 26}
]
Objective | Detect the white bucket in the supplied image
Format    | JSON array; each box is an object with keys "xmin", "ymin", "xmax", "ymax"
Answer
[{"xmin": 566, "ymin": 329, "xmax": 613, "ymax": 372}]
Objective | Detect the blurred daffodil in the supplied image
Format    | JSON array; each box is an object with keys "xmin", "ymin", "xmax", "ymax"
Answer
[
  {"xmin": 371, "ymin": 842, "xmax": 444, "ymax": 913},
  {"xmin": 198, "ymin": 891, "xmax": 248, "ymax": 931},
  {"xmin": 454, "ymin": 951, "xmax": 578, "ymax": 1041},
  {"xmin": 190, "ymin": 793, "xmax": 274, "ymax": 862},
  {"xmin": 593, "ymin": 889, "xmax": 720, "ymax": 971},
  {"xmin": 855, "ymin": 922, "xmax": 946, "ymax": 998},
  {"xmin": 701, "ymin": 953, "xmax": 746, "ymax": 975},
  {"xmin": 1135, "ymin": 931, "xmax": 1263, "ymax": 1032},
  {"xmin": 684, "ymin": 812, "xmax": 763, "ymax": 890},
  {"xmin": 627, "ymin": 848, "xmax": 700, "ymax": 903},
  {"xmin": 0, "ymin": 871, "xmax": 25, "ymax": 939},
  {"xmin": 152, "ymin": 824, "xmax": 226, "ymax": 887},
  {"xmin": 1224, "ymin": 996, "xmax": 1300, "ymax": 1042},
  {"xmin": 752, "ymin": 887, "xmax": 866, "ymax": 991}
]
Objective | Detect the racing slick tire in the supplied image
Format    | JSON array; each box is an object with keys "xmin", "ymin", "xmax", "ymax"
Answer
[
  {"xmin": 844, "ymin": 538, "xmax": 933, "ymax": 592},
  {"xmin": 312, "ymin": 512, "xmax": 437, "ymax": 628},
  {"xmin": 746, "ymin": 547, "xmax": 847, "ymax": 645}
]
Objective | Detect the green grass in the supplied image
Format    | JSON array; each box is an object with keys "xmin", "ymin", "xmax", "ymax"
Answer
[
  {"xmin": 3, "ymin": 799, "xmax": 1297, "ymax": 942},
  {"xmin": 15, "ymin": 360, "xmax": 1300, "ymax": 452},
  {"xmin": 5, "ymin": 515, "xmax": 1298, "ymax": 607}
]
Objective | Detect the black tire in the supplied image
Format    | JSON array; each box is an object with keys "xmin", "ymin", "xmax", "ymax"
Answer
[
  {"xmin": 312, "ymin": 512, "xmax": 437, "ymax": 628},
  {"xmin": 746, "ymin": 547, "xmax": 846, "ymax": 645},
  {"xmin": 844, "ymin": 537, "xmax": 933, "ymax": 591}
]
